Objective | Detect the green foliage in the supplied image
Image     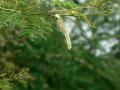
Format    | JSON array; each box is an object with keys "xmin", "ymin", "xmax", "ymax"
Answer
[
  {"xmin": 0, "ymin": 0, "xmax": 52, "ymax": 40},
  {"xmin": 0, "ymin": 0, "xmax": 119, "ymax": 90},
  {"xmin": 0, "ymin": 0, "xmax": 112, "ymax": 39}
]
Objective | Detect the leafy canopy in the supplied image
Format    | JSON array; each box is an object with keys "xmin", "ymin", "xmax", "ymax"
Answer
[{"xmin": 0, "ymin": 0, "xmax": 112, "ymax": 49}]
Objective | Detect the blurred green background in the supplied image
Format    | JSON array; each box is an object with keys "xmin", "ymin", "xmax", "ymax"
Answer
[{"xmin": 0, "ymin": 0, "xmax": 120, "ymax": 90}]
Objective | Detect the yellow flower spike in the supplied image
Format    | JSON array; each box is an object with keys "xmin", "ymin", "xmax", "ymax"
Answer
[{"xmin": 55, "ymin": 14, "xmax": 72, "ymax": 50}]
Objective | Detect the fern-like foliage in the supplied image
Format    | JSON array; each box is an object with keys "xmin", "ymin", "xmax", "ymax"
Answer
[
  {"xmin": 0, "ymin": 0, "xmax": 52, "ymax": 40},
  {"xmin": 0, "ymin": 60, "xmax": 32, "ymax": 90},
  {"xmin": 0, "ymin": 0, "xmax": 113, "ymax": 89},
  {"xmin": 0, "ymin": 0, "xmax": 112, "ymax": 39}
]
